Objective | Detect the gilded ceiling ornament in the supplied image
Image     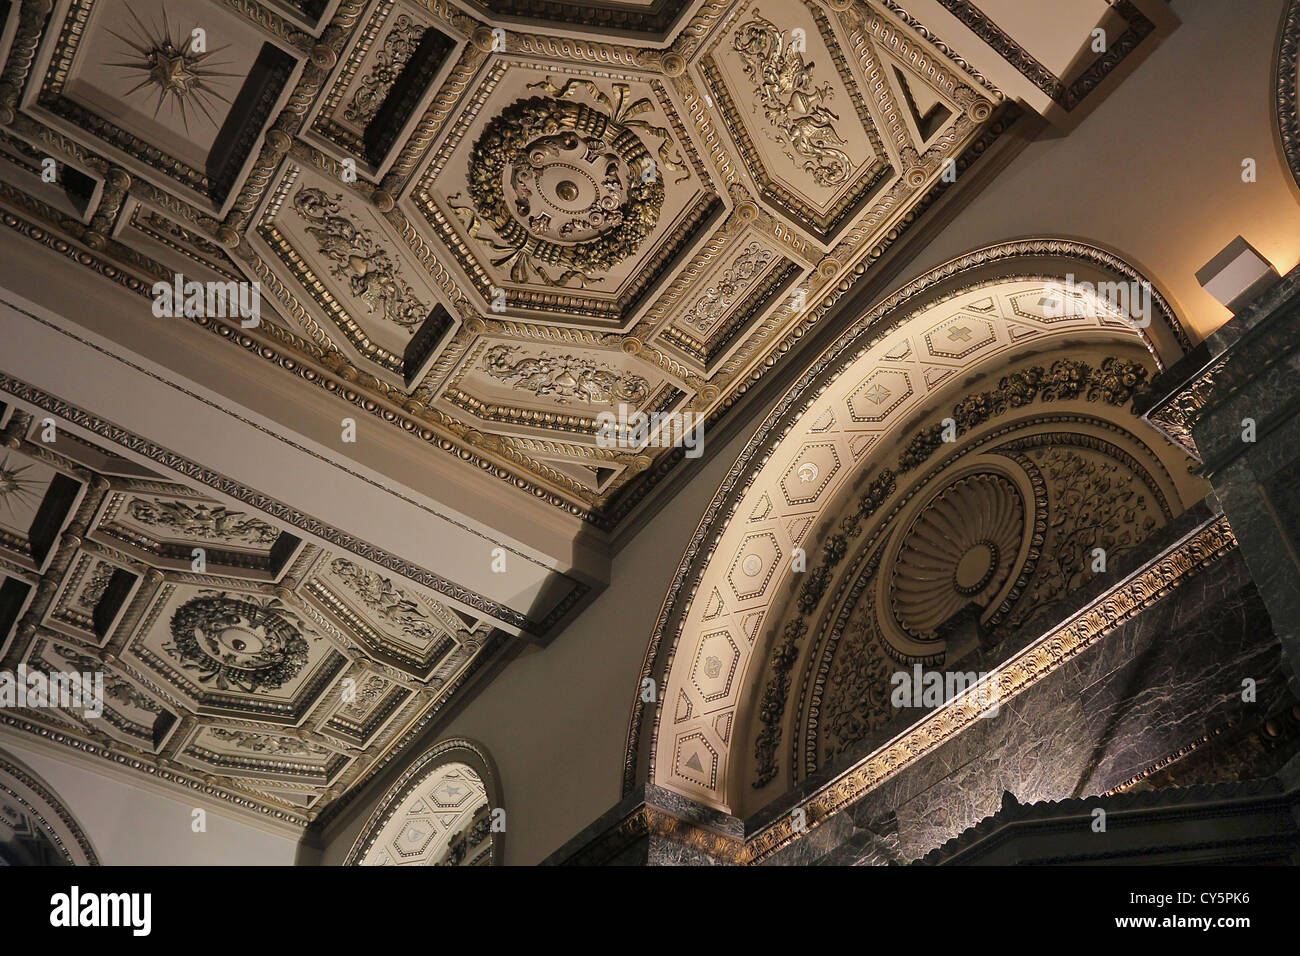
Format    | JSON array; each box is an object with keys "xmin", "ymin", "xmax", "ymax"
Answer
[
  {"xmin": 683, "ymin": 241, "xmax": 776, "ymax": 333},
  {"xmin": 126, "ymin": 497, "xmax": 281, "ymax": 546},
  {"xmin": 165, "ymin": 594, "xmax": 310, "ymax": 693},
  {"xmin": 732, "ymin": 13, "xmax": 854, "ymax": 187},
  {"xmin": 329, "ymin": 557, "xmax": 443, "ymax": 642},
  {"xmin": 293, "ymin": 187, "xmax": 429, "ymax": 330},
  {"xmin": 139, "ymin": 211, "xmax": 225, "ymax": 257},
  {"xmin": 344, "ymin": 15, "xmax": 424, "ymax": 126},
  {"xmin": 455, "ymin": 77, "xmax": 686, "ymax": 288},
  {"xmin": 106, "ymin": 5, "xmax": 237, "ymax": 132},
  {"xmin": 480, "ymin": 344, "xmax": 650, "ymax": 406},
  {"xmin": 0, "ymin": 453, "xmax": 40, "ymax": 520},
  {"xmin": 821, "ymin": 590, "xmax": 895, "ymax": 765},
  {"xmin": 751, "ymin": 356, "xmax": 1155, "ymax": 788},
  {"xmin": 340, "ymin": 674, "xmax": 387, "ymax": 718},
  {"xmin": 897, "ymin": 358, "xmax": 1149, "ymax": 473},
  {"xmin": 49, "ymin": 646, "xmax": 160, "ymax": 715},
  {"xmin": 75, "ymin": 561, "xmax": 116, "ymax": 610},
  {"xmin": 1011, "ymin": 445, "xmax": 1161, "ymax": 626},
  {"xmin": 208, "ymin": 727, "xmax": 329, "ymax": 757}
]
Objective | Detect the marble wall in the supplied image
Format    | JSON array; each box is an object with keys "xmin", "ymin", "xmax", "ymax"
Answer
[{"xmin": 762, "ymin": 547, "xmax": 1284, "ymax": 864}]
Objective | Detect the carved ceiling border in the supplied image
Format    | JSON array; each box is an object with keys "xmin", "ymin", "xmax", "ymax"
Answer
[
  {"xmin": 0, "ymin": 746, "xmax": 101, "ymax": 865},
  {"xmin": 1278, "ymin": 0, "xmax": 1300, "ymax": 191},
  {"xmin": 935, "ymin": 0, "xmax": 1155, "ymax": 111}
]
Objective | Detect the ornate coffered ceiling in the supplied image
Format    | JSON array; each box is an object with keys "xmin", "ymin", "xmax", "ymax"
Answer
[
  {"xmin": 0, "ymin": 0, "xmax": 1172, "ymax": 534},
  {"xmin": 0, "ymin": 401, "xmax": 511, "ymax": 828}
]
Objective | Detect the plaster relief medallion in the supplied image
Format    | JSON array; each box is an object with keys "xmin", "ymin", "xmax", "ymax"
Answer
[
  {"xmin": 454, "ymin": 77, "xmax": 685, "ymax": 288},
  {"xmin": 731, "ymin": 13, "xmax": 854, "ymax": 187},
  {"xmin": 166, "ymin": 594, "xmax": 310, "ymax": 693},
  {"xmin": 328, "ymin": 557, "xmax": 445, "ymax": 643},
  {"xmin": 480, "ymin": 344, "xmax": 650, "ymax": 405},
  {"xmin": 413, "ymin": 58, "xmax": 720, "ymax": 329},
  {"xmin": 207, "ymin": 726, "xmax": 330, "ymax": 758},
  {"xmin": 293, "ymin": 187, "xmax": 429, "ymax": 331},
  {"xmin": 126, "ymin": 497, "xmax": 280, "ymax": 547}
]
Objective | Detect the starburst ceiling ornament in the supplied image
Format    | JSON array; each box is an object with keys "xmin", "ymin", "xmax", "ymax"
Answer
[
  {"xmin": 0, "ymin": 454, "xmax": 41, "ymax": 520},
  {"xmin": 107, "ymin": 4, "xmax": 238, "ymax": 132}
]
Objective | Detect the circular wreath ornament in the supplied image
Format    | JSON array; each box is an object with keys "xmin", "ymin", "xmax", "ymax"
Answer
[
  {"xmin": 467, "ymin": 96, "xmax": 663, "ymax": 283},
  {"xmin": 168, "ymin": 596, "xmax": 309, "ymax": 693}
]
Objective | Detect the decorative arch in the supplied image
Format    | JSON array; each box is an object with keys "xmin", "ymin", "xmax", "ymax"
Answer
[
  {"xmin": 625, "ymin": 239, "xmax": 1204, "ymax": 816},
  {"xmin": 1278, "ymin": 0, "xmax": 1300, "ymax": 190},
  {"xmin": 344, "ymin": 738, "xmax": 503, "ymax": 866},
  {"xmin": 0, "ymin": 747, "xmax": 99, "ymax": 865}
]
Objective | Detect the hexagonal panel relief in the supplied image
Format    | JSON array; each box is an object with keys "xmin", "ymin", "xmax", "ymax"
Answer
[
  {"xmin": 92, "ymin": 487, "xmax": 301, "ymax": 582},
  {"xmin": 846, "ymin": 369, "xmax": 913, "ymax": 423},
  {"xmin": 411, "ymin": 58, "xmax": 723, "ymax": 328},
  {"xmin": 780, "ymin": 442, "xmax": 841, "ymax": 507},
  {"xmin": 24, "ymin": 636, "xmax": 178, "ymax": 754},
  {"xmin": 728, "ymin": 532, "xmax": 783, "ymax": 602},
  {"xmin": 924, "ymin": 314, "xmax": 997, "ymax": 359},
  {"xmin": 304, "ymin": 551, "xmax": 477, "ymax": 679},
  {"xmin": 441, "ymin": 338, "xmax": 681, "ymax": 441},
  {"xmin": 181, "ymin": 724, "xmax": 346, "ymax": 787},
  {"xmin": 674, "ymin": 730, "xmax": 719, "ymax": 789},
  {"xmin": 691, "ymin": 629, "xmax": 740, "ymax": 703}
]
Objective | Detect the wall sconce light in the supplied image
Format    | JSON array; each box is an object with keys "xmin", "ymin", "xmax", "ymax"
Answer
[{"xmin": 1195, "ymin": 236, "xmax": 1280, "ymax": 314}]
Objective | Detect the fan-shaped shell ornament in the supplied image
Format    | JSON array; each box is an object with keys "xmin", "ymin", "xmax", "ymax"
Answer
[{"xmin": 890, "ymin": 473, "xmax": 1024, "ymax": 638}]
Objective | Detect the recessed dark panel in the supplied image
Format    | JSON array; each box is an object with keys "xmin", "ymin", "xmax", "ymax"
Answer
[
  {"xmin": 403, "ymin": 304, "xmax": 455, "ymax": 387},
  {"xmin": 207, "ymin": 43, "xmax": 297, "ymax": 201},
  {"xmin": 0, "ymin": 576, "xmax": 32, "ymax": 644},
  {"xmin": 28, "ymin": 473, "xmax": 80, "ymax": 567},
  {"xmin": 151, "ymin": 710, "xmax": 177, "ymax": 750},
  {"xmin": 91, "ymin": 567, "xmax": 137, "ymax": 638},
  {"xmin": 363, "ymin": 27, "xmax": 456, "ymax": 165},
  {"xmin": 60, "ymin": 165, "xmax": 96, "ymax": 217},
  {"xmin": 268, "ymin": 532, "xmax": 302, "ymax": 576},
  {"xmin": 471, "ymin": 0, "xmax": 692, "ymax": 37}
]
